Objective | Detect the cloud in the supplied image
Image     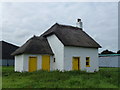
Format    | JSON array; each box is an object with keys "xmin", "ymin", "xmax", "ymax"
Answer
[{"xmin": 2, "ymin": 2, "xmax": 118, "ymax": 52}]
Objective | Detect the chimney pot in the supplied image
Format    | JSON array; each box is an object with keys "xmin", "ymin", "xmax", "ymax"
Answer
[
  {"xmin": 77, "ymin": 19, "xmax": 81, "ymax": 22},
  {"xmin": 76, "ymin": 18, "xmax": 83, "ymax": 29}
]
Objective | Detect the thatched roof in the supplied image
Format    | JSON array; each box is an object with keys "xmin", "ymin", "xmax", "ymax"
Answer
[
  {"xmin": 12, "ymin": 23, "xmax": 101, "ymax": 56},
  {"xmin": 42, "ymin": 23, "xmax": 101, "ymax": 48},
  {"xmin": 11, "ymin": 36, "xmax": 54, "ymax": 56},
  {"xmin": 0, "ymin": 41, "xmax": 19, "ymax": 59}
]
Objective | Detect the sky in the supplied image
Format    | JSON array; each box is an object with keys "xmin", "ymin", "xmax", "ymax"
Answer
[{"xmin": 1, "ymin": 2, "xmax": 118, "ymax": 53}]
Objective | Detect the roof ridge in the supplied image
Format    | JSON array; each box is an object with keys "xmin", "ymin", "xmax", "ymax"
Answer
[
  {"xmin": 41, "ymin": 23, "xmax": 83, "ymax": 37},
  {"xmin": 23, "ymin": 36, "xmax": 40, "ymax": 52},
  {"xmin": 41, "ymin": 23, "xmax": 59, "ymax": 37},
  {"xmin": 58, "ymin": 23, "xmax": 82, "ymax": 30},
  {"xmin": 42, "ymin": 23, "xmax": 101, "ymax": 48},
  {"xmin": 0, "ymin": 40, "xmax": 19, "ymax": 47}
]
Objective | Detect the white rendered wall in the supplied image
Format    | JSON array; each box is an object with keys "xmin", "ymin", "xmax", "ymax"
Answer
[
  {"xmin": 64, "ymin": 46, "xmax": 99, "ymax": 72},
  {"xmin": 50, "ymin": 56, "xmax": 55, "ymax": 71},
  {"xmin": 23, "ymin": 54, "xmax": 42, "ymax": 72},
  {"xmin": 15, "ymin": 54, "xmax": 53, "ymax": 72},
  {"xmin": 15, "ymin": 55, "xmax": 24, "ymax": 72},
  {"xmin": 47, "ymin": 34, "xmax": 64, "ymax": 71}
]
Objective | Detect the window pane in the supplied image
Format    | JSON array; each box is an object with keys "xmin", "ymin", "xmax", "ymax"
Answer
[
  {"xmin": 86, "ymin": 57, "xmax": 90, "ymax": 67},
  {"xmin": 53, "ymin": 58, "xmax": 55, "ymax": 62},
  {"xmin": 86, "ymin": 62, "xmax": 89, "ymax": 65},
  {"xmin": 86, "ymin": 57, "xmax": 89, "ymax": 60}
]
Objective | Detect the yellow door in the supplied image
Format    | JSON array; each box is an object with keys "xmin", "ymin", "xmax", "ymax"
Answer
[
  {"xmin": 29, "ymin": 57, "xmax": 37, "ymax": 72},
  {"xmin": 72, "ymin": 57, "xmax": 80, "ymax": 70},
  {"xmin": 42, "ymin": 55, "xmax": 50, "ymax": 71}
]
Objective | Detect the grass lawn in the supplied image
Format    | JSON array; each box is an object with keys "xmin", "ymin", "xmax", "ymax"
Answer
[{"xmin": 2, "ymin": 66, "xmax": 120, "ymax": 88}]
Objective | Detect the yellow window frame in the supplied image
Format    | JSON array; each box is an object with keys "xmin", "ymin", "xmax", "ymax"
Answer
[{"xmin": 86, "ymin": 57, "xmax": 90, "ymax": 67}]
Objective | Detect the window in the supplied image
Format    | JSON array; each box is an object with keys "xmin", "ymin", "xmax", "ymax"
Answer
[
  {"xmin": 53, "ymin": 58, "xmax": 55, "ymax": 62},
  {"xmin": 86, "ymin": 57, "xmax": 90, "ymax": 67}
]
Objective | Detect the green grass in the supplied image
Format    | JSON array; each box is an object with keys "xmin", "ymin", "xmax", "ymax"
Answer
[{"xmin": 2, "ymin": 66, "xmax": 120, "ymax": 88}]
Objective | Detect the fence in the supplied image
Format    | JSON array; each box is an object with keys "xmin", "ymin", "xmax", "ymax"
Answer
[
  {"xmin": 99, "ymin": 54, "xmax": 120, "ymax": 67},
  {"xmin": 0, "ymin": 59, "xmax": 14, "ymax": 66}
]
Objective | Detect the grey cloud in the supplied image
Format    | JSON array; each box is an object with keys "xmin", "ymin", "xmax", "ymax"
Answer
[{"xmin": 2, "ymin": 2, "xmax": 118, "ymax": 52}]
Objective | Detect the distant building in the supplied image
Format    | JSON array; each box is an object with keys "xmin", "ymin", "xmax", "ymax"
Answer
[
  {"xmin": 99, "ymin": 54, "xmax": 120, "ymax": 67},
  {"xmin": 0, "ymin": 41, "xmax": 19, "ymax": 66}
]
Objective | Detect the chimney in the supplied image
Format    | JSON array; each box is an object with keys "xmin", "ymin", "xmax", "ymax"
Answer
[{"xmin": 76, "ymin": 18, "xmax": 83, "ymax": 29}]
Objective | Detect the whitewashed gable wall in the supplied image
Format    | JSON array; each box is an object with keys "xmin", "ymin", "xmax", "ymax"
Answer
[
  {"xmin": 64, "ymin": 46, "xmax": 99, "ymax": 72},
  {"xmin": 47, "ymin": 34, "xmax": 64, "ymax": 71},
  {"xmin": 15, "ymin": 55, "xmax": 24, "ymax": 72}
]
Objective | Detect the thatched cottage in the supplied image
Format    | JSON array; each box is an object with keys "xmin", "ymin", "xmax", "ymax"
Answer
[{"xmin": 12, "ymin": 19, "xmax": 101, "ymax": 72}]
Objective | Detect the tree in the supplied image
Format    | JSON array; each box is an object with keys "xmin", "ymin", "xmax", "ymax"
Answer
[
  {"xmin": 101, "ymin": 49, "xmax": 116, "ymax": 54},
  {"xmin": 117, "ymin": 50, "xmax": 120, "ymax": 54}
]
